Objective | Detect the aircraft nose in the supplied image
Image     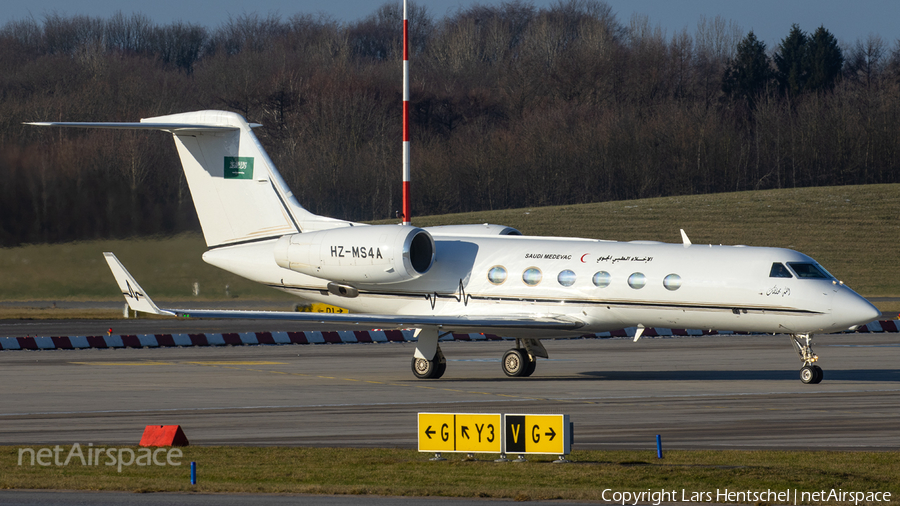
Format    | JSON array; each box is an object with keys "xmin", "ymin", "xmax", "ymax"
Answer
[{"xmin": 832, "ymin": 287, "xmax": 881, "ymax": 329}]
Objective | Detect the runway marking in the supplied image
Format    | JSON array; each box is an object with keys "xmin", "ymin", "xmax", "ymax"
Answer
[
  {"xmin": 137, "ymin": 360, "xmax": 900, "ymax": 408},
  {"xmin": 184, "ymin": 361, "xmax": 288, "ymax": 365},
  {"xmin": 5, "ymin": 388, "xmax": 900, "ymax": 418},
  {"xmin": 829, "ymin": 344, "xmax": 900, "ymax": 347},
  {"xmin": 69, "ymin": 361, "xmax": 174, "ymax": 366}
]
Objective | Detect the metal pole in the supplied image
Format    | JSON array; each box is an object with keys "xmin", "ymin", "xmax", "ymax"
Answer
[{"xmin": 401, "ymin": 0, "xmax": 411, "ymax": 225}]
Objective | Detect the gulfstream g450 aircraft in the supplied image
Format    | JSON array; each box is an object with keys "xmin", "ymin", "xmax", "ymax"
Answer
[{"xmin": 29, "ymin": 110, "xmax": 880, "ymax": 383}]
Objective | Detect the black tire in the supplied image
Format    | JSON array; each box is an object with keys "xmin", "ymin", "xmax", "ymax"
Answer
[
  {"xmin": 411, "ymin": 357, "xmax": 445, "ymax": 379},
  {"xmin": 502, "ymin": 349, "xmax": 528, "ymax": 377},
  {"xmin": 811, "ymin": 365, "xmax": 823, "ymax": 384},
  {"xmin": 522, "ymin": 356, "xmax": 537, "ymax": 377},
  {"xmin": 800, "ymin": 365, "xmax": 816, "ymax": 384}
]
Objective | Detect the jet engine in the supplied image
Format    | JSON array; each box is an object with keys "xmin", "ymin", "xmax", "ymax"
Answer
[{"xmin": 273, "ymin": 225, "xmax": 435, "ymax": 284}]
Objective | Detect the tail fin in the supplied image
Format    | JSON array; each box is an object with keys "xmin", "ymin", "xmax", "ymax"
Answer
[{"xmin": 29, "ymin": 110, "xmax": 351, "ymax": 247}]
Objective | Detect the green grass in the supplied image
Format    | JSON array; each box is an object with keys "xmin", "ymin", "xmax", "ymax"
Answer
[
  {"xmin": 1, "ymin": 184, "xmax": 898, "ymax": 303},
  {"xmin": 2, "ymin": 446, "xmax": 897, "ymax": 501},
  {"xmin": 0, "ymin": 234, "xmax": 296, "ymax": 302}
]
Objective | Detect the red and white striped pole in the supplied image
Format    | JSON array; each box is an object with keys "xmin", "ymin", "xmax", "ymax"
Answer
[{"xmin": 401, "ymin": 0, "xmax": 411, "ymax": 226}]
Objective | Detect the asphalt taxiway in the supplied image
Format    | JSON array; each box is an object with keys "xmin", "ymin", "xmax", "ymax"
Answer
[{"xmin": 1, "ymin": 321, "xmax": 898, "ymax": 450}]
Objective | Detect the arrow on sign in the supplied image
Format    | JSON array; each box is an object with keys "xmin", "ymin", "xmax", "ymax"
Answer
[
  {"xmin": 461, "ymin": 426, "xmax": 470, "ymax": 439},
  {"xmin": 545, "ymin": 427, "xmax": 556, "ymax": 440},
  {"xmin": 425, "ymin": 426, "xmax": 436, "ymax": 439}
]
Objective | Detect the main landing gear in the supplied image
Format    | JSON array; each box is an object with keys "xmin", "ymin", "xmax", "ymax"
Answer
[
  {"xmin": 501, "ymin": 338, "xmax": 548, "ymax": 377},
  {"xmin": 790, "ymin": 333, "xmax": 823, "ymax": 384},
  {"xmin": 411, "ymin": 345, "xmax": 446, "ymax": 379},
  {"xmin": 409, "ymin": 332, "xmax": 549, "ymax": 380}
]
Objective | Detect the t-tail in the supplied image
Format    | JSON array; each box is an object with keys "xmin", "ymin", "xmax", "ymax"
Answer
[{"xmin": 28, "ymin": 110, "xmax": 351, "ymax": 247}]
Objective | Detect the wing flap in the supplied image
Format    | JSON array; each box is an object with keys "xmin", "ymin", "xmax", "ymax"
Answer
[{"xmin": 167, "ymin": 308, "xmax": 584, "ymax": 334}]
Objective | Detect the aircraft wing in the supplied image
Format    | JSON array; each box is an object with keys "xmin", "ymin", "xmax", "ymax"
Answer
[{"xmin": 104, "ymin": 253, "xmax": 584, "ymax": 334}]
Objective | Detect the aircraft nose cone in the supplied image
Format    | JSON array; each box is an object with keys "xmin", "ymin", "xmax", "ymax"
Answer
[{"xmin": 832, "ymin": 287, "xmax": 881, "ymax": 329}]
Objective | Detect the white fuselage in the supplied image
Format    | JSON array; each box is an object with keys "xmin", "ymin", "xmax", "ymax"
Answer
[{"xmin": 202, "ymin": 230, "xmax": 877, "ymax": 337}]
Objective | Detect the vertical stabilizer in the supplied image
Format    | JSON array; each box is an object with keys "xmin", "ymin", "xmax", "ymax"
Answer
[
  {"xmin": 144, "ymin": 110, "xmax": 348, "ymax": 247},
  {"xmin": 29, "ymin": 110, "xmax": 353, "ymax": 248}
]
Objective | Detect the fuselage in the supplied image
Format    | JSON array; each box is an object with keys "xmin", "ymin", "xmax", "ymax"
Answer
[{"xmin": 202, "ymin": 230, "xmax": 880, "ymax": 337}]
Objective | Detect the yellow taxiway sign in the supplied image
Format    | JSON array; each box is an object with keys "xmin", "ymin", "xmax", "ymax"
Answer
[{"xmin": 417, "ymin": 413, "xmax": 502, "ymax": 453}]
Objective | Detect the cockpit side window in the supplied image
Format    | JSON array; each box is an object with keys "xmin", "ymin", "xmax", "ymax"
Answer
[
  {"xmin": 787, "ymin": 262, "xmax": 829, "ymax": 279},
  {"xmin": 769, "ymin": 262, "xmax": 793, "ymax": 278}
]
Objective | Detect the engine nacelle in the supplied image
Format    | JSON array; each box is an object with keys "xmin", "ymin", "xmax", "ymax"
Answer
[
  {"xmin": 273, "ymin": 225, "xmax": 435, "ymax": 284},
  {"xmin": 426, "ymin": 223, "xmax": 522, "ymax": 236}
]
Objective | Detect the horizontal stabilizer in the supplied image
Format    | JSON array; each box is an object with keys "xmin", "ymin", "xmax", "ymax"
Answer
[
  {"xmin": 25, "ymin": 122, "xmax": 241, "ymax": 133},
  {"xmin": 103, "ymin": 252, "xmax": 173, "ymax": 316}
]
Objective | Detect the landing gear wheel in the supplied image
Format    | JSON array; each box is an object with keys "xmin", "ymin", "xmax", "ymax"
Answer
[
  {"xmin": 412, "ymin": 357, "xmax": 445, "ymax": 379},
  {"xmin": 523, "ymin": 355, "xmax": 537, "ymax": 377},
  {"xmin": 800, "ymin": 365, "xmax": 816, "ymax": 384},
  {"xmin": 811, "ymin": 365, "xmax": 823, "ymax": 384},
  {"xmin": 791, "ymin": 334, "xmax": 822, "ymax": 384},
  {"xmin": 502, "ymin": 348, "xmax": 534, "ymax": 377}
]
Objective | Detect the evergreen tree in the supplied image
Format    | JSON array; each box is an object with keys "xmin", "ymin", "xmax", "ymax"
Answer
[
  {"xmin": 806, "ymin": 26, "xmax": 843, "ymax": 92},
  {"xmin": 774, "ymin": 24, "xmax": 808, "ymax": 97},
  {"xmin": 722, "ymin": 31, "xmax": 773, "ymax": 110}
]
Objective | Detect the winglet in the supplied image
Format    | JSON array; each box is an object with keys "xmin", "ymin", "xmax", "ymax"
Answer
[
  {"xmin": 103, "ymin": 252, "xmax": 174, "ymax": 316},
  {"xmin": 680, "ymin": 229, "xmax": 692, "ymax": 247}
]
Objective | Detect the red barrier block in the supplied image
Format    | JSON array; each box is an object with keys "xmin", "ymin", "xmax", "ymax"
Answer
[
  {"xmin": 287, "ymin": 332, "xmax": 308, "ymax": 344},
  {"xmin": 156, "ymin": 334, "xmax": 176, "ymax": 347},
  {"xmin": 121, "ymin": 335, "xmax": 142, "ymax": 348},
  {"xmin": 353, "ymin": 331, "xmax": 373, "ymax": 343},
  {"xmin": 189, "ymin": 334, "xmax": 208, "ymax": 346},
  {"xmin": 51, "ymin": 336, "xmax": 73, "ymax": 349},
  {"xmin": 139, "ymin": 425, "xmax": 190, "ymax": 447},
  {"xmin": 86, "ymin": 336, "xmax": 108, "ymax": 348},
  {"xmin": 222, "ymin": 333, "xmax": 242, "ymax": 345},
  {"xmin": 255, "ymin": 332, "xmax": 275, "ymax": 344},
  {"xmin": 16, "ymin": 337, "xmax": 38, "ymax": 350},
  {"xmin": 384, "ymin": 330, "xmax": 405, "ymax": 342},
  {"xmin": 321, "ymin": 331, "xmax": 342, "ymax": 344}
]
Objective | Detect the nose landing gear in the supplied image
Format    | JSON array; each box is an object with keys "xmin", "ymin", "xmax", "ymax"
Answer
[{"xmin": 791, "ymin": 333, "xmax": 823, "ymax": 384}]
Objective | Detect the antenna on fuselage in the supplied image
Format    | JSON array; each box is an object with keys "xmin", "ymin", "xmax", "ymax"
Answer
[
  {"xmin": 680, "ymin": 229, "xmax": 692, "ymax": 247},
  {"xmin": 401, "ymin": 0, "xmax": 411, "ymax": 226}
]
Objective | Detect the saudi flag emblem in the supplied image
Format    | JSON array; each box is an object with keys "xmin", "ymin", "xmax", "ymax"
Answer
[{"xmin": 224, "ymin": 157, "xmax": 253, "ymax": 179}]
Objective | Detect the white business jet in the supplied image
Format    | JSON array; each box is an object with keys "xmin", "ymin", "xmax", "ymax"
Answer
[{"xmin": 27, "ymin": 110, "xmax": 879, "ymax": 383}]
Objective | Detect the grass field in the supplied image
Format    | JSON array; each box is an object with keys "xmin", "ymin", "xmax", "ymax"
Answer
[
  {"xmin": 1, "ymin": 183, "xmax": 898, "ymax": 310},
  {"xmin": 2, "ymin": 447, "xmax": 898, "ymax": 502}
]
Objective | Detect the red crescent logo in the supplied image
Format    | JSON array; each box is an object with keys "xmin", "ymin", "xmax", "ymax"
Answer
[{"xmin": 580, "ymin": 254, "xmax": 589, "ymax": 263}]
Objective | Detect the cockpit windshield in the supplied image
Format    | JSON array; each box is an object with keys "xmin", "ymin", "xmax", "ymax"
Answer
[
  {"xmin": 787, "ymin": 262, "xmax": 830, "ymax": 279},
  {"xmin": 769, "ymin": 262, "xmax": 792, "ymax": 278}
]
